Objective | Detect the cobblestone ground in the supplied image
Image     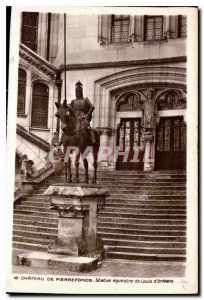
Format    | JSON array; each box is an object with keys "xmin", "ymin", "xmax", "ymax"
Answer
[{"xmin": 13, "ymin": 259, "xmax": 186, "ymax": 278}]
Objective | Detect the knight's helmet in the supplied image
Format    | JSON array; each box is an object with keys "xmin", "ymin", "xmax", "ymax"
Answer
[{"xmin": 75, "ymin": 81, "xmax": 83, "ymax": 99}]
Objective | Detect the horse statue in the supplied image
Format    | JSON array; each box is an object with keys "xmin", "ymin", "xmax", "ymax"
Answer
[{"xmin": 54, "ymin": 81, "xmax": 100, "ymax": 184}]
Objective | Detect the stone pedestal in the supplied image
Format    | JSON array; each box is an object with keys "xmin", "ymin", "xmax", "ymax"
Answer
[
  {"xmin": 44, "ymin": 184, "xmax": 108, "ymax": 257},
  {"xmin": 143, "ymin": 131, "xmax": 154, "ymax": 171}
]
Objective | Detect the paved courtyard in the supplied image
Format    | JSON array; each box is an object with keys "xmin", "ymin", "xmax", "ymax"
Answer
[{"xmin": 13, "ymin": 259, "xmax": 186, "ymax": 278}]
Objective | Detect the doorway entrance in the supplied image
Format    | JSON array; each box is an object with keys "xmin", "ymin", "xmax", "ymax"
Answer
[
  {"xmin": 155, "ymin": 117, "xmax": 186, "ymax": 170},
  {"xmin": 116, "ymin": 118, "xmax": 144, "ymax": 170}
]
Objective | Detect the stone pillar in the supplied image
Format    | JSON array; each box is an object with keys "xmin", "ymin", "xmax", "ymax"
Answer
[
  {"xmin": 97, "ymin": 127, "xmax": 112, "ymax": 168},
  {"xmin": 45, "ymin": 184, "xmax": 108, "ymax": 257},
  {"xmin": 143, "ymin": 130, "xmax": 154, "ymax": 171}
]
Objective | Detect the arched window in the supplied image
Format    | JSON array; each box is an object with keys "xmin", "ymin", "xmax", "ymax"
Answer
[
  {"xmin": 17, "ymin": 69, "xmax": 26, "ymax": 115},
  {"xmin": 31, "ymin": 83, "xmax": 49, "ymax": 128}
]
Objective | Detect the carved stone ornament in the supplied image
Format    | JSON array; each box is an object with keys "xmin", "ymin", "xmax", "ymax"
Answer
[
  {"xmin": 19, "ymin": 43, "xmax": 58, "ymax": 82},
  {"xmin": 117, "ymin": 94, "xmax": 143, "ymax": 112},
  {"xmin": 31, "ymin": 71, "xmax": 41, "ymax": 81},
  {"xmin": 157, "ymin": 92, "xmax": 186, "ymax": 110},
  {"xmin": 97, "ymin": 204, "xmax": 105, "ymax": 214},
  {"xmin": 50, "ymin": 203, "xmax": 88, "ymax": 218},
  {"xmin": 97, "ymin": 127, "xmax": 113, "ymax": 136},
  {"xmin": 143, "ymin": 130, "xmax": 154, "ymax": 143}
]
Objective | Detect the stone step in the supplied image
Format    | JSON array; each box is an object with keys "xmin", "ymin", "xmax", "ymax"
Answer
[
  {"xmin": 42, "ymin": 182, "xmax": 186, "ymax": 188},
  {"xmin": 13, "ymin": 224, "xmax": 58, "ymax": 234},
  {"xmin": 102, "ymin": 238, "xmax": 186, "ymax": 248},
  {"xmin": 52, "ymin": 171, "xmax": 186, "ymax": 178},
  {"xmin": 20, "ymin": 200, "xmax": 50, "ymax": 208},
  {"xmin": 108, "ymin": 194, "xmax": 186, "ymax": 200},
  {"xmin": 15, "ymin": 205, "xmax": 54, "ymax": 213},
  {"xmin": 26, "ymin": 194, "xmax": 49, "ymax": 198},
  {"xmin": 97, "ymin": 221, "xmax": 186, "ymax": 231},
  {"xmin": 13, "ymin": 214, "xmax": 58, "ymax": 223},
  {"xmin": 13, "ymin": 235, "xmax": 55, "ymax": 245},
  {"xmin": 22, "ymin": 199, "xmax": 186, "ymax": 207},
  {"xmin": 97, "ymin": 226, "xmax": 186, "ymax": 236},
  {"xmin": 106, "ymin": 201, "xmax": 186, "ymax": 207},
  {"xmin": 99, "ymin": 211, "xmax": 186, "ymax": 219},
  {"xmin": 14, "ymin": 209, "xmax": 58, "ymax": 217},
  {"xmin": 98, "ymin": 179, "xmax": 187, "ymax": 183},
  {"xmin": 105, "ymin": 245, "xmax": 186, "ymax": 255},
  {"xmin": 13, "ymin": 218, "xmax": 58, "ymax": 228},
  {"xmin": 98, "ymin": 216, "xmax": 186, "ymax": 225},
  {"xmin": 13, "ymin": 229, "xmax": 57, "ymax": 240},
  {"xmin": 98, "ymin": 232, "xmax": 186, "ymax": 242},
  {"xmin": 12, "ymin": 241, "xmax": 48, "ymax": 252},
  {"xmin": 106, "ymin": 199, "xmax": 186, "ymax": 205},
  {"xmin": 35, "ymin": 188, "xmax": 186, "ymax": 195},
  {"xmin": 106, "ymin": 251, "xmax": 186, "ymax": 261},
  {"xmin": 44, "ymin": 179, "xmax": 186, "ymax": 185},
  {"xmin": 103, "ymin": 207, "xmax": 186, "ymax": 214}
]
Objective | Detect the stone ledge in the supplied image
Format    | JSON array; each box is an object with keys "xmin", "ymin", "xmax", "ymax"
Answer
[
  {"xmin": 17, "ymin": 251, "xmax": 98, "ymax": 273},
  {"xmin": 45, "ymin": 184, "xmax": 109, "ymax": 197}
]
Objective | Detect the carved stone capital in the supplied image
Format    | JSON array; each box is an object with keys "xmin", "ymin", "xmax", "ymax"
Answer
[
  {"xmin": 50, "ymin": 203, "xmax": 85, "ymax": 218},
  {"xmin": 97, "ymin": 127, "xmax": 114, "ymax": 136},
  {"xmin": 97, "ymin": 204, "xmax": 105, "ymax": 214},
  {"xmin": 143, "ymin": 131, "xmax": 154, "ymax": 143}
]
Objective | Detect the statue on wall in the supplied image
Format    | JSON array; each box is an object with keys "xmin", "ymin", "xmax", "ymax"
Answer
[{"xmin": 142, "ymin": 88, "xmax": 156, "ymax": 130}]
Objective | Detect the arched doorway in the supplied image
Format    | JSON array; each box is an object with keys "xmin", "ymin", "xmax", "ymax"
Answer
[{"xmin": 115, "ymin": 93, "xmax": 144, "ymax": 170}]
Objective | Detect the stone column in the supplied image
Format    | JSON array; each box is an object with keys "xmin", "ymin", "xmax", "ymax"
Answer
[
  {"xmin": 97, "ymin": 127, "xmax": 113, "ymax": 168},
  {"xmin": 143, "ymin": 130, "xmax": 154, "ymax": 171}
]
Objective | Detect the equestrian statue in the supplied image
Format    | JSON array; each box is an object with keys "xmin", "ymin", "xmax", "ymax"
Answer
[{"xmin": 55, "ymin": 81, "xmax": 100, "ymax": 184}]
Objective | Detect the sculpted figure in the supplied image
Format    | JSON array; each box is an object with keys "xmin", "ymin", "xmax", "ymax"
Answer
[
  {"xmin": 19, "ymin": 154, "xmax": 35, "ymax": 180},
  {"xmin": 142, "ymin": 88, "xmax": 156, "ymax": 130},
  {"xmin": 67, "ymin": 81, "xmax": 97, "ymax": 143},
  {"xmin": 54, "ymin": 81, "xmax": 100, "ymax": 184}
]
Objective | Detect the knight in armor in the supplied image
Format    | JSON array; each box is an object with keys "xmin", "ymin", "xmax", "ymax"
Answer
[{"xmin": 68, "ymin": 81, "xmax": 97, "ymax": 143}]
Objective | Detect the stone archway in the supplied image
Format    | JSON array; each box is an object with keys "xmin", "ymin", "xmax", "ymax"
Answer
[{"xmin": 93, "ymin": 65, "xmax": 186, "ymax": 170}]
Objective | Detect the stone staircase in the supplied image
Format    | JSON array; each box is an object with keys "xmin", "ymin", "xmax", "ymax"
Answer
[{"xmin": 13, "ymin": 170, "xmax": 186, "ymax": 261}]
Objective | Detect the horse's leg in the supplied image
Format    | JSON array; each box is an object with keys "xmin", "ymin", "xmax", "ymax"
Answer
[
  {"xmin": 92, "ymin": 145, "xmax": 98, "ymax": 184},
  {"xmin": 74, "ymin": 153, "xmax": 80, "ymax": 183},
  {"xmin": 83, "ymin": 158, "xmax": 89, "ymax": 184},
  {"xmin": 67, "ymin": 157, "xmax": 72, "ymax": 183}
]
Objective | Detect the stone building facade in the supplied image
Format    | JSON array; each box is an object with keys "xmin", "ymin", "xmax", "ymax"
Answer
[{"xmin": 16, "ymin": 12, "xmax": 187, "ymax": 171}]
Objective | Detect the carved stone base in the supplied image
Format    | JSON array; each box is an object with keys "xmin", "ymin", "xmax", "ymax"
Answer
[{"xmin": 45, "ymin": 184, "xmax": 108, "ymax": 257}]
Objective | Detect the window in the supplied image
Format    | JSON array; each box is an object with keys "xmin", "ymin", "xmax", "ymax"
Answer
[
  {"xmin": 178, "ymin": 15, "xmax": 187, "ymax": 38},
  {"xmin": 112, "ymin": 15, "xmax": 130, "ymax": 43},
  {"xmin": 17, "ymin": 69, "xmax": 26, "ymax": 115},
  {"xmin": 145, "ymin": 16, "xmax": 163, "ymax": 41},
  {"xmin": 31, "ymin": 83, "xmax": 49, "ymax": 128},
  {"xmin": 21, "ymin": 12, "xmax": 39, "ymax": 52}
]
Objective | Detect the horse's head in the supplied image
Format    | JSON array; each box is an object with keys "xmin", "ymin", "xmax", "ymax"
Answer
[{"xmin": 55, "ymin": 100, "xmax": 70, "ymax": 132}]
